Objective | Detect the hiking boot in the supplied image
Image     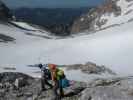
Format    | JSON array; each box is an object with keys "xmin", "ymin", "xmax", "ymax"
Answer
[
  {"xmin": 55, "ymin": 95, "xmax": 61, "ymax": 100},
  {"xmin": 41, "ymin": 88, "xmax": 47, "ymax": 91},
  {"xmin": 60, "ymin": 94, "xmax": 65, "ymax": 98},
  {"xmin": 60, "ymin": 91, "xmax": 65, "ymax": 97}
]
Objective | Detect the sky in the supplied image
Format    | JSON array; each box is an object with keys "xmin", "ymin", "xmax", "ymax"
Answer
[{"xmin": 2, "ymin": 0, "xmax": 104, "ymax": 8}]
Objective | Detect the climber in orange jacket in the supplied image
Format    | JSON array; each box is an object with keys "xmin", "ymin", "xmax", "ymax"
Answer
[{"xmin": 48, "ymin": 64, "xmax": 65, "ymax": 98}]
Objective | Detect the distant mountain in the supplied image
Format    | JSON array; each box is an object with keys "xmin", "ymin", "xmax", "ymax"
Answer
[{"xmin": 11, "ymin": 7, "xmax": 91, "ymax": 35}]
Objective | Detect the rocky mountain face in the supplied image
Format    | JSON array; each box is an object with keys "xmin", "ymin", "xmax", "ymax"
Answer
[
  {"xmin": 71, "ymin": 0, "xmax": 133, "ymax": 33},
  {"xmin": 0, "ymin": 0, "xmax": 13, "ymax": 20}
]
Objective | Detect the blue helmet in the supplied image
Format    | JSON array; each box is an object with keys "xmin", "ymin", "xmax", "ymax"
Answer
[{"xmin": 38, "ymin": 64, "xmax": 43, "ymax": 68}]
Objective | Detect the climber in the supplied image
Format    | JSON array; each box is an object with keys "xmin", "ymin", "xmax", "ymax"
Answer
[
  {"xmin": 38, "ymin": 64, "xmax": 53, "ymax": 91},
  {"xmin": 49, "ymin": 64, "xmax": 65, "ymax": 98}
]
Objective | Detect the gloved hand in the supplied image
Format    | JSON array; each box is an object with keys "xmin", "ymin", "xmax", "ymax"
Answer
[{"xmin": 52, "ymin": 81, "xmax": 56, "ymax": 86}]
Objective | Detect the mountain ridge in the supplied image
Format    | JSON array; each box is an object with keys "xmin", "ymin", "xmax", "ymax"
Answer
[{"xmin": 71, "ymin": 0, "xmax": 133, "ymax": 33}]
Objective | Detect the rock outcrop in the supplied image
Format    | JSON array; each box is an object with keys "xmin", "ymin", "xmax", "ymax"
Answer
[
  {"xmin": 0, "ymin": 72, "xmax": 86, "ymax": 100},
  {"xmin": 80, "ymin": 76, "xmax": 133, "ymax": 100},
  {"xmin": 0, "ymin": 0, "xmax": 13, "ymax": 20},
  {"xmin": 1, "ymin": 72, "xmax": 133, "ymax": 100},
  {"xmin": 62, "ymin": 62, "xmax": 116, "ymax": 75}
]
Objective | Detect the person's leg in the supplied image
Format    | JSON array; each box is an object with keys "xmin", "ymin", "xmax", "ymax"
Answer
[
  {"xmin": 41, "ymin": 72, "xmax": 47, "ymax": 91},
  {"xmin": 41, "ymin": 78, "xmax": 46, "ymax": 91},
  {"xmin": 53, "ymin": 80, "xmax": 59, "ymax": 97},
  {"xmin": 59, "ymin": 79, "xmax": 64, "ymax": 97}
]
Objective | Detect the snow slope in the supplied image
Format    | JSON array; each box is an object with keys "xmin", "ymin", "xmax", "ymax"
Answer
[
  {"xmin": 0, "ymin": 19, "xmax": 133, "ymax": 81},
  {"xmin": 0, "ymin": 21, "xmax": 54, "ymax": 44}
]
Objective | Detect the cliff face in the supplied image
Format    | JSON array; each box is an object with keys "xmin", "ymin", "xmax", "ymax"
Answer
[
  {"xmin": 71, "ymin": 0, "xmax": 130, "ymax": 33},
  {"xmin": 0, "ymin": 0, "xmax": 12, "ymax": 20}
]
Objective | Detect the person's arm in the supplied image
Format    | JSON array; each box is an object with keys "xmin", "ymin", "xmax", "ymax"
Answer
[
  {"xmin": 51, "ymin": 71, "xmax": 56, "ymax": 81},
  {"xmin": 50, "ymin": 71, "xmax": 57, "ymax": 86}
]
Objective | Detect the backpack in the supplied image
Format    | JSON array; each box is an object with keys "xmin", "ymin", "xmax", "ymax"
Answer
[{"xmin": 56, "ymin": 69, "xmax": 65, "ymax": 80}]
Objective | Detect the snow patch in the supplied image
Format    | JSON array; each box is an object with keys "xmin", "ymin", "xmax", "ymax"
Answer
[
  {"xmin": 80, "ymin": 18, "xmax": 84, "ymax": 21},
  {"xmin": 11, "ymin": 21, "xmax": 40, "ymax": 31}
]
